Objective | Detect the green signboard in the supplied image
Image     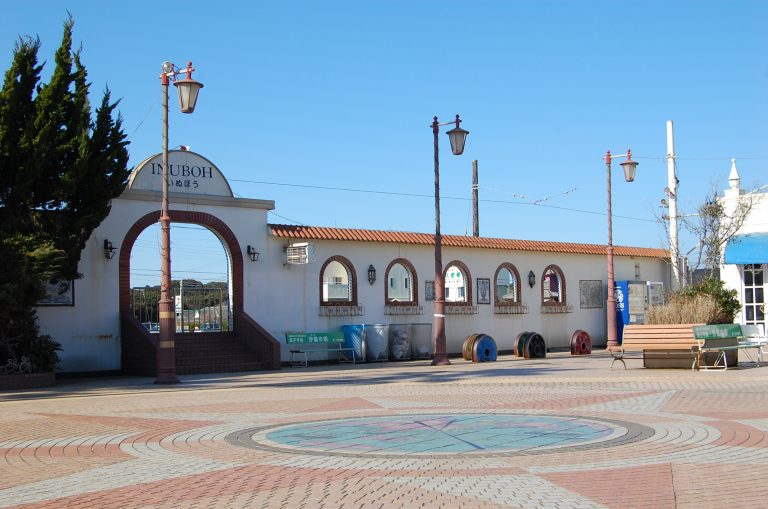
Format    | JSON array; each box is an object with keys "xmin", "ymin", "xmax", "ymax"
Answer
[
  {"xmin": 692, "ymin": 324, "xmax": 742, "ymax": 340},
  {"xmin": 285, "ymin": 332, "xmax": 344, "ymax": 344}
]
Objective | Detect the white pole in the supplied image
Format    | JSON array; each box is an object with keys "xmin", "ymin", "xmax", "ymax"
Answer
[{"xmin": 666, "ymin": 121, "xmax": 681, "ymax": 289}]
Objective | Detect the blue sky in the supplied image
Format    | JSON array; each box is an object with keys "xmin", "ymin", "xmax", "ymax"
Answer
[{"xmin": 3, "ymin": 1, "xmax": 766, "ymax": 286}]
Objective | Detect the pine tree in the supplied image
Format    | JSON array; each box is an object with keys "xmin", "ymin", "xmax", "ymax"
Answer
[{"xmin": 0, "ymin": 17, "xmax": 130, "ymax": 370}]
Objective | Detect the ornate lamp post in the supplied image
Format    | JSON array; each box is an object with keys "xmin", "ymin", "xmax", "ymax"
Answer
[
  {"xmin": 156, "ymin": 61, "xmax": 203, "ymax": 384},
  {"xmin": 605, "ymin": 149, "xmax": 638, "ymax": 350},
  {"xmin": 431, "ymin": 115, "xmax": 469, "ymax": 366}
]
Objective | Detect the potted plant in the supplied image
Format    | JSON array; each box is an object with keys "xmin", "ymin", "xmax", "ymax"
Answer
[{"xmin": 1, "ymin": 326, "xmax": 61, "ymax": 390}]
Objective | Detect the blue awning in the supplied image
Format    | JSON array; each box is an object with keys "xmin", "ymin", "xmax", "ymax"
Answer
[{"xmin": 724, "ymin": 233, "xmax": 768, "ymax": 264}]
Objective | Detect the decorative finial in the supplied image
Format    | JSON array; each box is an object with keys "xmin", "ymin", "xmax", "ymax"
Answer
[{"xmin": 728, "ymin": 158, "xmax": 740, "ymax": 190}]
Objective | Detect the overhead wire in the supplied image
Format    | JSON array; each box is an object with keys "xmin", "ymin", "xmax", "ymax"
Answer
[{"xmin": 230, "ymin": 178, "xmax": 658, "ymax": 223}]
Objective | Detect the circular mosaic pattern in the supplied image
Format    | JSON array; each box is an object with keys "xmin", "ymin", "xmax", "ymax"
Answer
[{"xmin": 227, "ymin": 413, "xmax": 654, "ymax": 458}]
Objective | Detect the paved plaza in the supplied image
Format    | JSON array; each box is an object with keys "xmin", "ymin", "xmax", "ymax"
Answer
[{"xmin": 2, "ymin": 351, "xmax": 768, "ymax": 508}]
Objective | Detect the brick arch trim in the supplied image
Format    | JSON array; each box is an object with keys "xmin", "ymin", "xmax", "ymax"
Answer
[
  {"xmin": 444, "ymin": 259, "xmax": 473, "ymax": 305},
  {"xmin": 383, "ymin": 258, "xmax": 419, "ymax": 306},
  {"xmin": 318, "ymin": 255, "xmax": 358, "ymax": 306},
  {"xmin": 493, "ymin": 262, "xmax": 521, "ymax": 305},
  {"xmin": 119, "ymin": 210, "xmax": 244, "ymax": 315},
  {"xmin": 541, "ymin": 264, "xmax": 566, "ymax": 306}
]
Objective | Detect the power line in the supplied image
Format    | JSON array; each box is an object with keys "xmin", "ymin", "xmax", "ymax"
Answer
[{"xmin": 231, "ymin": 178, "xmax": 658, "ymax": 223}]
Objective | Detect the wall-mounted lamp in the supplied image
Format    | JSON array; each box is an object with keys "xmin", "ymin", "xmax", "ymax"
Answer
[
  {"xmin": 528, "ymin": 270, "xmax": 536, "ymax": 288},
  {"xmin": 367, "ymin": 264, "xmax": 376, "ymax": 285},
  {"xmin": 246, "ymin": 245, "xmax": 260, "ymax": 262},
  {"xmin": 104, "ymin": 239, "xmax": 117, "ymax": 260}
]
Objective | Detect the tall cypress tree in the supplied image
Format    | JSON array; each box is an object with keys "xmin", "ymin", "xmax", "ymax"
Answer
[{"xmin": 0, "ymin": 17, "xmax": 131, "ymax": 370}]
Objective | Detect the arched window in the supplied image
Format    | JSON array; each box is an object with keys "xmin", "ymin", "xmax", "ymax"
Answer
[
  {"xmin": 385, "ymin": 259, "xmax": 418, "ymax": 305},
  {"xmin": 494, "ymin": 263, "xmax": 520, "ymax": 304},
  {"xmin": 541, "ymin": 264, "xmax": 566, "ymax": 305},
  {"xmin": 444, "ymin": 260, "xmax": 472, "ymax": 305},
  {"xmin": 319, "ymin": 256, "xmax": 357, "ymax": 306}
]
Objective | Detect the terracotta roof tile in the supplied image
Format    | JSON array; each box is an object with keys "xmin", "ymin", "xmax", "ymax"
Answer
[{"xmin": 268, "ymin": 224, "xmax": 668, "ymax": 259}]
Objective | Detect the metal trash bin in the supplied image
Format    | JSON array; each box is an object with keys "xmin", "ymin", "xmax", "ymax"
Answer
[
  {"xmin": 364, "ymin": 324, "xmax": 389, "ymax": 362},
  {"xmin": 389, "ymin": 324, "xmax": 412, "ymax": 360},
  {"xmin": 410, "ymin": 323, "xmax": 432, "ymax": 359},
  {"xmin": 341, "ymin": 324, "xmax": 367, "ymax": 363}
]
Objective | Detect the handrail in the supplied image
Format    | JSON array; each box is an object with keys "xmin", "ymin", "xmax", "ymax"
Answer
[
  {"xmin": 235, "ymin": 310, "xmax": 281, "ymax": 370},
  {"xmin": 120, "ymin": 312, "xmax": 158, "ymax": 376}
]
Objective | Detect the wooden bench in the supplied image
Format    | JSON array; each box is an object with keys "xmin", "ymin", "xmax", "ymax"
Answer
[
  {"xmin": 692, "ymin": 324, "xmax": 763, "ymax": 371},
  {"xmin": 285, "ymin": 332, "xmax": 356, "ymax": 367},
  {"xmin": 610, "ymin": 324, "xmax": 701, "ymax": 370}
]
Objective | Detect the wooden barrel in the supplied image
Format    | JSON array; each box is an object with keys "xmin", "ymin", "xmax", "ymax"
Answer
[
  {"xmin": 472, "ymin": 334, "xmax": 497, "ymax": 362},
  {"xmin": 524, "ymin": 333, "xmax": 547, "ymax": 359},
  {"xmin": 514, "ymin": 331, "xmax": 531, "ymax": 357},
  {"xmin": 570, "ymin": 329, "xmax": 592, "ymax": 355}
]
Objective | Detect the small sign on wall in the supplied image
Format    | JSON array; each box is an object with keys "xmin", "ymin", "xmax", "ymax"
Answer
[
  {"xmin": 424, "ymin": 280, "xmax": 435, "ymax": 301},
  {"xmin": 477, "ymin": 278, "xmax": 491, "ymax": 304},
  {"xmin": 579, "ymin": 280, "xmax": 603, "ymax": 309},
  {"xmin": 38, "ymin": 280, "xmax": 75, "ymax": 306}
]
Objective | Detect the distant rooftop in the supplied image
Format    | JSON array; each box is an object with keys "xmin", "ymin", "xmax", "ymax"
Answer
[{"xmin": 269, "ymin": 224, "xmax": 669, "ymax": 259}]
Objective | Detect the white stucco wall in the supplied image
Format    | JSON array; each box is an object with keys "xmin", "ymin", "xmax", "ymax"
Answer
[
  {"xmin": 36, "ymin": 151, "xmax": 670, "ymax": 373},
  {"xmin": 37, "ymin": 188, "xmax": 273, "ymax": 374},
  {"xmin": 252, "ymin": 236, "xmax": 668, "ymax": 359}
]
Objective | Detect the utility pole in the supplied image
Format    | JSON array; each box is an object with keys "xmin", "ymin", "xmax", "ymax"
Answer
[
  {"xmin": 666, "ymin": 120, "xmax": 681, "ymax": 290},
  {"xmin": 472, "ymin": 160, "xmax": 479, "ymax": 237}
]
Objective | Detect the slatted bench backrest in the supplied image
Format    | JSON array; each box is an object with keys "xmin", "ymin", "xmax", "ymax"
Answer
[{"xmin": 621, "ymin": 324, "xmax": 702, "ymax": 350}]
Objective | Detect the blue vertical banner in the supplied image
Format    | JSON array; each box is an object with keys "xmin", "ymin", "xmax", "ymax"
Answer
[{"xmin": 615, "ymin": 281, "xmax": 629, "ymax": 345}]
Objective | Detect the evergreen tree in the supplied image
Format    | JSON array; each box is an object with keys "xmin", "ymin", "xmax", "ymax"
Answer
[{"xmin": 0, "ymin": 17, "xmax": 130, "ymax": 370}]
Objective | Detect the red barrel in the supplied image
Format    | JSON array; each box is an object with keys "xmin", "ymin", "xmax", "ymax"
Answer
[{"xmin": 570, "ymin": 330, "xmax": 592, "ymax": 355}]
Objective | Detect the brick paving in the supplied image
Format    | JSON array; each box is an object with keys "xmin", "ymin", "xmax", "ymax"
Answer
[{"xmin": 2, "ymin": 351, "xmax": 768, "ymax": 508}]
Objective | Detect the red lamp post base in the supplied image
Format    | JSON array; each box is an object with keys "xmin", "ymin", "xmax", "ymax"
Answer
[{"xmin": 431, "ymin": 355, "xmax": 451, "ymax": 366}]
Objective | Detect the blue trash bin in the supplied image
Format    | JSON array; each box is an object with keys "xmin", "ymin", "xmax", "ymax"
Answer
[{"xmin": 341, "ymin": 324, "xmax": 366, "ymax": 363}]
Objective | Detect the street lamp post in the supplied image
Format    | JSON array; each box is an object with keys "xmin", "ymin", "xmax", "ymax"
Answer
[
  {"xmin": 605, "ymin": 149, "xmax": 638, "ymax": 350},
  {"xmin": 156, "ymin": 61, "xmax": 203, "ymax": 384},
  {"xmin": 431, "ymin": 115, "xmax": 469, "ymax": 366}
]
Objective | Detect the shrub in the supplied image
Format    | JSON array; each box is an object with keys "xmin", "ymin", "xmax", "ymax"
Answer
[
  {"xmin": 22, "ymin": 335, "xmax": 62, "ymax": 373},
  {"xmin": 646, "ymin": 278, "xmax": 740, "ymax": 325}
]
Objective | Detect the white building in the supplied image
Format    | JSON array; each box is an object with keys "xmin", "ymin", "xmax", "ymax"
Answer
[
  {"xmin": 720, "ymin": 159, "xmax": 767, "ymax": 330},
  {"xmin": 37, "ymin": 151, "xmax": 671, "ymax": 375}
]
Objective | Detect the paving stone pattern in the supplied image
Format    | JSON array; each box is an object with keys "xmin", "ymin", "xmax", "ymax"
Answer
[{"xmin": 2, "ymin": 351, "xmax": 768, "ymax": 508}]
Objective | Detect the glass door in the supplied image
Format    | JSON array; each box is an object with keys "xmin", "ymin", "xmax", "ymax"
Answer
[{"xmin": 743, "ymin": 264, "xmax": 766, "ymax": 328}]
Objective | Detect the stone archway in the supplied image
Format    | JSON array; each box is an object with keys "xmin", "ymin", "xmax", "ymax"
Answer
[
  {"xmin": 118, "ymin": 210, "xmax": 244, "ymax": 320},
  {"xmin": 118, "ymin": 210, "xmax": 281, "ymax": 375}
]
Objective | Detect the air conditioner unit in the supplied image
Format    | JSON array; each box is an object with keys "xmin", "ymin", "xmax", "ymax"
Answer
[{"xmin": 285, "ymin": 242, "xmax": 315, "ymax": 265}]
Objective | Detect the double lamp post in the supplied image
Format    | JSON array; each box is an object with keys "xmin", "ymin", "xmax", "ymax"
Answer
[{"xmin": 156, "ymin": 62, "xmax": 203, "ymax": 384}]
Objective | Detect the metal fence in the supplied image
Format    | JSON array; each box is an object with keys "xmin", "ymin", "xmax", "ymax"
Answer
[{"xmin": 131, "ymin": 285, "xmax": 230, "ymax": 333}]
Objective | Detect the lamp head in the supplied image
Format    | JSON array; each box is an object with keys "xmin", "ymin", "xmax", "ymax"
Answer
[
  {"xmin": 446, "ymin": 115, "xmax": 469, "ymax": 155},
  {"xmin": 174, "ymin": 62, "xmax": 203, "ymax": 113},
  {"xmin": 620, "ymin": 149, "xmax": 638, "ymax": 182}
]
